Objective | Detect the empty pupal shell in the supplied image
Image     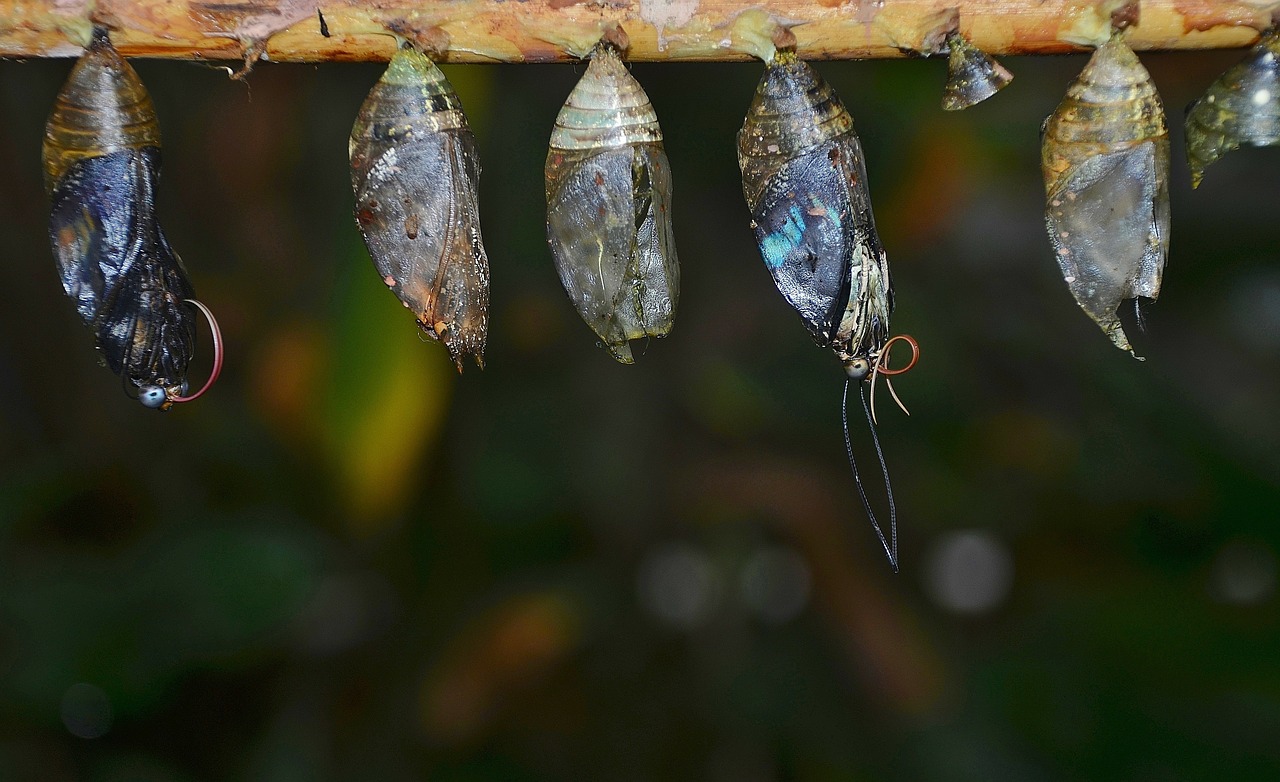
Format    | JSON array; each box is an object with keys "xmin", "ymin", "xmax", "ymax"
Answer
[
  {"xmin": 1186, "ymin": 28, "xmax": 1280, "ymax": 188},
  {"xmin": 1042, "ymin": 34, "xmax": 1169, "ymax": 355},
  {"xmin": 45, "ymin": 28, "xmax": 202, "ymax": 407},
  {"xmin": 545, "ymin": 42, "xmax": 679, "ymax": 364},
  {"xmin": 350, "ymin": 43, "xmax": 490, "ymax": 371},
  {"xmin": 942, "ymin": 33, "xmax": 1014, "ymax": 110},
  {"xmin": 737, "ymin": 50, "xmax": 893, "ymax": 373}
]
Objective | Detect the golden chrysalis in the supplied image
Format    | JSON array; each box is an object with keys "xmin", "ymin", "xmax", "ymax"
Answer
[{"xmin": 1042, "ymin": 33, "xmax": 1169, "ymax": 356}]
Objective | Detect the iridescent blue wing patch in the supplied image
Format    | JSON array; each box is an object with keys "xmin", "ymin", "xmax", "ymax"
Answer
[{"xmin": 750, "ymin": 142, "xmax": 854, "ymax": 348}]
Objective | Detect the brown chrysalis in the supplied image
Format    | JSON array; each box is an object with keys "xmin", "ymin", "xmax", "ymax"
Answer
[{"xmin": 350, "ymin": 43, "xmax": 490, "ymax": 371}]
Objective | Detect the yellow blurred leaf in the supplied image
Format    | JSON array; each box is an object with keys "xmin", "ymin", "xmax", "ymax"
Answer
[{"xmin": 321, "ymin": 237, "xmax": 456, "ymax": 532}]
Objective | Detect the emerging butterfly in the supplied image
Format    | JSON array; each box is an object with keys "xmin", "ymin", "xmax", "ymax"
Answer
[
  {"xmin": 44, "ymin": 26, "xmax": 223, "ymax": 410},
  {"xmin": 738, "ymin": 46, "xmax": 919, "ymax": 572}
]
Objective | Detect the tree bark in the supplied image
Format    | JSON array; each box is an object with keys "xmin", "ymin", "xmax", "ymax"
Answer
[{"xmin": 0, "ymin": 1, "xmax": 1275, "ymax": 63}]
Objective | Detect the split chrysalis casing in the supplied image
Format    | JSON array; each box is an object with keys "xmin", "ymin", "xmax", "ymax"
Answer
[
  {"xmin": 350, "ymin": 43, "xmax": 491, "ymax": 371},
  {"xmin": 545, "ymin": 41, "xmax": 679, "ymax": 364},
  {"xmin": 1042, "ymin": 34, "xmax": 1169, "ymax": 355},
  {"xmin": 737, "ymin": 50, "xmax": 893, "ymax": 374},
  {"xmin": 44, "ymin": 27, "xmax": 203, "ymax": 409},
  {"xmin": 1186, "ymin": 28, "xmax": 1280, "ymax": 188},
  {"xmin": 941, "ymin": 32, "xmax": 1013, "ymax": 111}
]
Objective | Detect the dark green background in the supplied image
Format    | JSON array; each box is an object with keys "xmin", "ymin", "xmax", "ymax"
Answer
[{"xmin": 0, "ymin": 41, "xmax": 1277, "ymax": 780}]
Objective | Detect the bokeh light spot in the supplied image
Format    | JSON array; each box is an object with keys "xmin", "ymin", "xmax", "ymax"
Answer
[
  {"xmin": 739, "ymin": 545, "xmax": 811, "ymax": 624},
  {"xmin": 923, "ymin": 531, "xmax": 1014, "ymax": 615},
  {"xmin": 637, "ymin": 543, "xmax": 719, "ymax": 628},
  {"xmin": 1210, "ymin": 539, "xmax": 1276, "ymax": 605},
  {"xmin": 1226, "ymin": 271, "xmax": 1280, "ymax": 352},
  {"xmin": 61, "ymin": 682, "xmax": 112, "ymax": 739}
]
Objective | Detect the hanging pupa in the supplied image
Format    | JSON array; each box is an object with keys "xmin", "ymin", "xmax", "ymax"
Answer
[
  {"xmin": 545, "ymin": 33, "xmax": 679, "ymax": 364},
  {"xmin": 1042, "ymin": 32, "xmax": 1169, "ymax": 356},
  {"xmin": 1185, "ymin": 28, "xmax": 1280, "ymax": 188},
  {"xmin": 738, "ymin": 47, "xmax": 918, "ymax": 571},
  {"xmin": 350, "ymin": 41, "xmax": 490, "ymax": 370},
  {"xmin": 941, "ymin": 32, "xmax": 1013, "ymax": 110},
  {"xmin": 44, "ymin": 27, "xmax": 223, "ymax": 410}
]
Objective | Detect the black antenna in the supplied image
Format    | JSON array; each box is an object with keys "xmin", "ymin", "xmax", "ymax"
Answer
[{"xmin": 842, "ymin": 378, "xmax": 900, "ymax": 572}]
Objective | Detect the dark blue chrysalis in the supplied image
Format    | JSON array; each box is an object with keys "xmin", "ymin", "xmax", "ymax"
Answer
[
  {"xmin": 737, "ymin": 49, "xmax": 918, "ymax": 572},
  {"xmin": 44, "ymin": 27, "xmax": 222, "ymax": 410}
]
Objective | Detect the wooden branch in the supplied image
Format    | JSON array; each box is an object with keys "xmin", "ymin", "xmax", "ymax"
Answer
[{"xmin": 0, "ymin": 1, "xmax": 1276, "ymax": 64}]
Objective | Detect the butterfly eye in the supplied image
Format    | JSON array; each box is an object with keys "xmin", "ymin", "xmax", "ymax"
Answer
[
  {"xmin": 845, "ymin": 359, "xmax": 871, "ymax": 381},
  {"xmin": 138, "ymin": 385, "xmax": 168, "ymax": 409}
]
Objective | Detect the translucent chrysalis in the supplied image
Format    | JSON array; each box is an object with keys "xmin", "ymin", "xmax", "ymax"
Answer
[
  {"xmin": 1042, "ymin": 32, "xmax": 1169, "ymax": 356},
  {"xmin": 1186, "ymin": 28, "xmax": 1280, "ymax": 188},
  {"xmin": 350, "ymin": 42, "xmax": 491, "ymax": 371},
  {"xmin": 545, "ymin": 37, "xmax": 679, "ymax": 364},
  {"xmin": 44, "ymin": 27, "xmax": 222, "ymax": 409},
  {"xmin": 941, "ymin": 32, "xmax": 1013, "ymax": 111}
]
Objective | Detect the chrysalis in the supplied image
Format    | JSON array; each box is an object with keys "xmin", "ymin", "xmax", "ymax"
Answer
[
  {"xmin": 738, "ymin": 49, "xmax": 918, "ymax": 571},
  {"xmin": 1042, "ymin": 33, "xmax": 1169, "ymax": 356},
  {"xmin": 545, "ymin": 39, "xmax": 679, "ymax": 364},
  {"xmin": 1185, "ymin": 28, "xmax": 1280, "ymax": 188},
  {"xmin": 44, "ymin": 27, "xmax": 222, "ymax": 410},
  {"xmin": 350, "ymin": 42, "xmax": 490, "ymax": 370},
  {"xmin": 941, "ymin": 32, "xmax": 1013, "ymax": 110}
]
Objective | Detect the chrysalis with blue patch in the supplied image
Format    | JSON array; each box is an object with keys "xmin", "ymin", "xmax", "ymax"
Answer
[
  {"xmin": 738, "ymin": 48, "xmax": 917, "ymax": 571},
  {"xmin": 738, "ymin": 49, "xmax": 891, "ymax": 372},
  {"xmin": 44, "ymin": 27, "xmax": 223, "ymax": 410}
]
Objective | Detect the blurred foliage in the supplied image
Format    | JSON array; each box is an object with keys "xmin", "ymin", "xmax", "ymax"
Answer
[{"xmin": 0, "ymin": 42, "xmax": 1277, "ymax": 781}]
